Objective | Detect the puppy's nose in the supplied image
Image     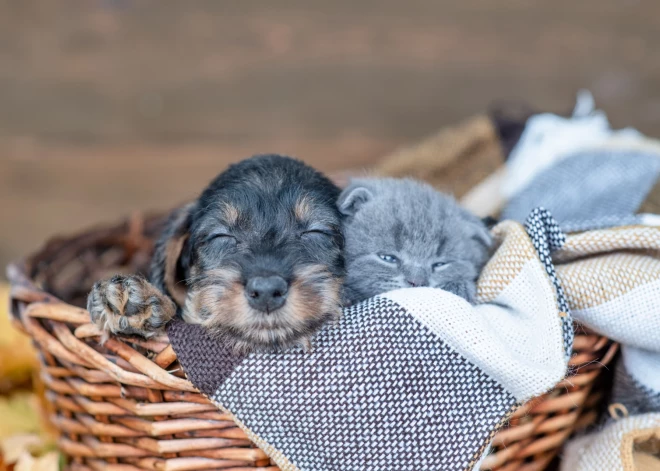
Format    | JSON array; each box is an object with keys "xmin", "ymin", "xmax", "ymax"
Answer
[{"xmin": 245, "ymin": 276, "xmax": 289, "ymax": 312}]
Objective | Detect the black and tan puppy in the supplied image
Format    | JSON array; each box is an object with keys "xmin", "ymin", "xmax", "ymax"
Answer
[{"xmin": 87, "ymin": 155, "xmax": 345, "ymax": 351}]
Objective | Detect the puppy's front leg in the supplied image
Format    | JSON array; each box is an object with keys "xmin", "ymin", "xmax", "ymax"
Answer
[{"xmin": 87, "ymin": 275, "xmax": 176, "ymax": 342}]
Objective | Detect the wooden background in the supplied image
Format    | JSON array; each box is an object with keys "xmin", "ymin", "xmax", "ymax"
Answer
[{"xmin": 2, "ymin": 0, "xmax": 660, "ymax": 275}]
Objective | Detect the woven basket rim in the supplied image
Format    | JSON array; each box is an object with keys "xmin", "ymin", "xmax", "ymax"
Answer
[
  {"xmin": 7, "ymin": 211, "xmax": 167, "ymax": 308},
  {"xmin": 7, "ymin": 211, "xmax": 619, "ymax": 471}
]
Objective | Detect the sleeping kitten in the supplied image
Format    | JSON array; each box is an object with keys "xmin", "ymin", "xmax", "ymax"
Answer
[{"xmin": 338, "ymin": 177, "xmax": 492, "ymax": 305}]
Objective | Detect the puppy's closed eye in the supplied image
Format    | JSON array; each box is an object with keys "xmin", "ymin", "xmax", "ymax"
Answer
[
  {"xmin": 205, "ymin": 232, "xmax": 236, "ymax": 243},
  {"xmin": 301, "ymin": 229, "xmax": 333, "ymax": 238}
]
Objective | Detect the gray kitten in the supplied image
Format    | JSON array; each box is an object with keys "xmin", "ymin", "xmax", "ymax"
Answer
[{"xmin": 338, "ymin": 177, "xmax": 492, "ymax": 305}]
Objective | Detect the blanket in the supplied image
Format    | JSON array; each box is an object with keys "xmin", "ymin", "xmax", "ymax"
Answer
[
  {"xmin": 501, "ymin": 90, "xmax": 660, "ymax": 230},
  {"xmin": 501, "ymin": 91, "xmax": 660, "ymax": 468},
  {"xmin": 168, "ymin": 209, "xmax": 660, "ymax": 470},
  {"xmin": 167, "ymin": 93, "xmax": 660, "ymax": 470},
  {"xmin": 168, "ymin": 209, "xmax": 571, "ymax": 471}
]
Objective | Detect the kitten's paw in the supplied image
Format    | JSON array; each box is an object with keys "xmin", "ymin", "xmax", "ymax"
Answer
[
  {"xmin": 440, "ymin": 280, "xmax": 477, "ymax": 304},
  {"xmin": 87, "ymin": 275, "xmax": 176, "ymax": 341}
]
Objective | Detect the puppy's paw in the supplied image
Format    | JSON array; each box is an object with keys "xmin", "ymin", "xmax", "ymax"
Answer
[
  {"xmin": 87, "ymin": 275, "xmax": 176, "ymax": 342},
  {"xmin": 440, "ymin": 279, "xmax": 477, "ymax": 304},
  {"xmin": 300, "ymin": 337, "xmax": 313, "ymax": 353}
]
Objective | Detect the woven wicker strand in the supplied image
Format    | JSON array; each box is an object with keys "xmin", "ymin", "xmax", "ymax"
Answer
[{"xmin": 8, "ymin": 213, "xmax": 617, "ymax": 471}]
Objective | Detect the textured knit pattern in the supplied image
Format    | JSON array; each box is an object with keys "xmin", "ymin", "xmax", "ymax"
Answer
[
  {"xmin": 612, "ymin": 359, "xmax": 660, "ymax": 416},
  {"xmin": 215, "ymin": 296, "xmax": 515, "ymax": 471},
  {"xmin": 553, "ymin": 226, "xmax": 660, "ymax": 354},
  {"xmin": 523, "ymin": 208, "xmax": 573, "ymax": 359},
  {"xmin": 168, "ymin": 214, "xmax": 660, "ymax": 471},
  {"xmin": 170, "ymin": 297, "xmax": 524, "ymax": 471},
  {"xmin": 555, "ymin": 225, "xmax": 660, "ymax": 264},
  {"xmin": 169, "ymin": 213, "xmax": 575, "ymax": 471},
  {"xmin": 556, "ymin": 252, "xmax": 660, "ymax": 311},
  {"xmin": 503, "ymin": 150, "xmax": 660, "ymax": 224},
  {"xmin": 560, "ymin": 413, "xmax": 660, "ymax": 471},
  {"xmin": 503, "ymin": 120, "xmax": 660, "ymax": 467},
  {"xmin": 639, "ymin": 172, "xmax": 660, "ymax": 214},
  {"xmin": 476, "ymin": 220, "xmax": 536, "ymax": 303},
  {"xmin": 560, "ymin": 215, "xmax": 643, "ymax": 233}
]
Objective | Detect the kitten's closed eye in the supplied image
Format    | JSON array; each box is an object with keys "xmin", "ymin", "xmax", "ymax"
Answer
[
  {"xmin": 432, "ymin": 262, "xmax": 449, "ymax": 272},
  {"xmin": 378, "ymin": 253, "xmax": 399, "ymax": 264}
]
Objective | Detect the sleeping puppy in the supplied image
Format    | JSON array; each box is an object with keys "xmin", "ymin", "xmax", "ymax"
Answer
[{"xmin": 87, "ymin": 155, "xmax": 345, "ymax": 351}]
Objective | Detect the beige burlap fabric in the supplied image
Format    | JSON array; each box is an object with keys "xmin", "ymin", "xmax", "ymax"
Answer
[
  {"xmin": 552, "ymin": 225, "xmax": 660, "ymax": 470},
  {"xmin": 554, "ymin": 225, "xmax": 660, "ymax": 350},
  {"xmin": 374, "ymin": 115, "xmax": 504, "ymax": 199}
]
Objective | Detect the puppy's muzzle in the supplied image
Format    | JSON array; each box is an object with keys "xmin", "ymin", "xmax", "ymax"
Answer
[{"xmin": 245, "ymin": 275, "xmax": 289, "ymax": 313}]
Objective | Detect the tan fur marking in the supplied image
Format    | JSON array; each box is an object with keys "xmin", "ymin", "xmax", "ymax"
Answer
[
  {"xmin": 222, "ymin": 202, "xmax": 240, "ymax": 225},
  {"xmin": 294, "ymin": 195, "xmax": 313, "ymax": 221},
  {"xmin": 183, "ymin": 268, "xmax": 243, "ymax": 325},
  {"xmin": 164, "ymin": 234, "xmax": 189, "ymax": 307},
  {"xmin": 289, "ymin": 266, "xmax": 342, "ymax": 325},
  {"xmin": 184, "ymin": 264, "xmax": 341, "ymax": 351},
  {"xmin": 106, "ymin": 282, "xmax": 128, "ymax": 312}
]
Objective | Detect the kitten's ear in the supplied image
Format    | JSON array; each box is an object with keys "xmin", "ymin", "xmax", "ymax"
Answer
[
  {"xmin": 338, "ymin": 185, "xmax": 373, "ymax": 216},
  {"xmin": 481, "ymin": 216, "xmax": 499, "ymax": 229},
  {"xmin": 460, "ymin": 209, "xmax": 493, "ymax": 248}
]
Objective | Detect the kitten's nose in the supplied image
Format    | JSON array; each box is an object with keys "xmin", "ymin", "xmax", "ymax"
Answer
[
  {"xmin": 405, "ymin": 276, "xmax": 428, "ymax": 287},
  {"xmin": 245, "ymin": 276, "xmax": 289, "ymax": 313},
  {"xmin": 403, "ymin": 265, "xmax": 430, "ymax": 287}
]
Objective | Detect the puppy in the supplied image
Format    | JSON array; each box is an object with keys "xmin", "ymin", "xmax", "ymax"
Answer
[{"xmin": 87, "ymin": 155, "xmax": 345, "ymax": 351}]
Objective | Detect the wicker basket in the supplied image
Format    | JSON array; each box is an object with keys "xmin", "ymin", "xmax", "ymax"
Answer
[{"xmin": 8, "ymin": 213, "xmax": 618, "ymax": 471}]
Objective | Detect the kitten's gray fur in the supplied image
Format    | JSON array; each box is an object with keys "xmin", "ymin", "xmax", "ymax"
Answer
[{"xmin": 338, "ymin": 177, "xmax": 492, "ymax": 305}]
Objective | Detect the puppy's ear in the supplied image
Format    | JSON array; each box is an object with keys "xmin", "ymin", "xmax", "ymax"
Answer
[
  {"xmin": 338, "ymin": 184, "xmax": 373, "ymax": 216},
  {"xmin": 152, "ymin": 203, "xmax": 195, "ymax": 307}
]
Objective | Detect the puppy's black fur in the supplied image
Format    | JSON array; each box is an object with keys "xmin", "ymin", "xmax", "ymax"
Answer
[{"xmin": 88, "ymin": 155, "xmax": 345, "ymax": 351}]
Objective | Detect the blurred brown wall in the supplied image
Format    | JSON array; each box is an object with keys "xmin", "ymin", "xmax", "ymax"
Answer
[{"xmin": 1, "ymin": 0, "xmax": 660, "ymax": 275}]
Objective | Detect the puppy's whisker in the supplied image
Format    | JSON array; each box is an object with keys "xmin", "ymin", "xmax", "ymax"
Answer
[{"xmin": 177, "ymin": 276, "xmax": 197, "ymax": 286}]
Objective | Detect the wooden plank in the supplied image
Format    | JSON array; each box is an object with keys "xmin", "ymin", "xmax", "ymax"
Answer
[{"xmin": 2, "ymin": 0, "xmax": 660, "ymax": 272}]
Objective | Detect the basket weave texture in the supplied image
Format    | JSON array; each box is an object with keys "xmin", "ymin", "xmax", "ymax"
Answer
[{"xmin": 8, "ymin": 214, "xmax": 618, "ymax": 471}]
